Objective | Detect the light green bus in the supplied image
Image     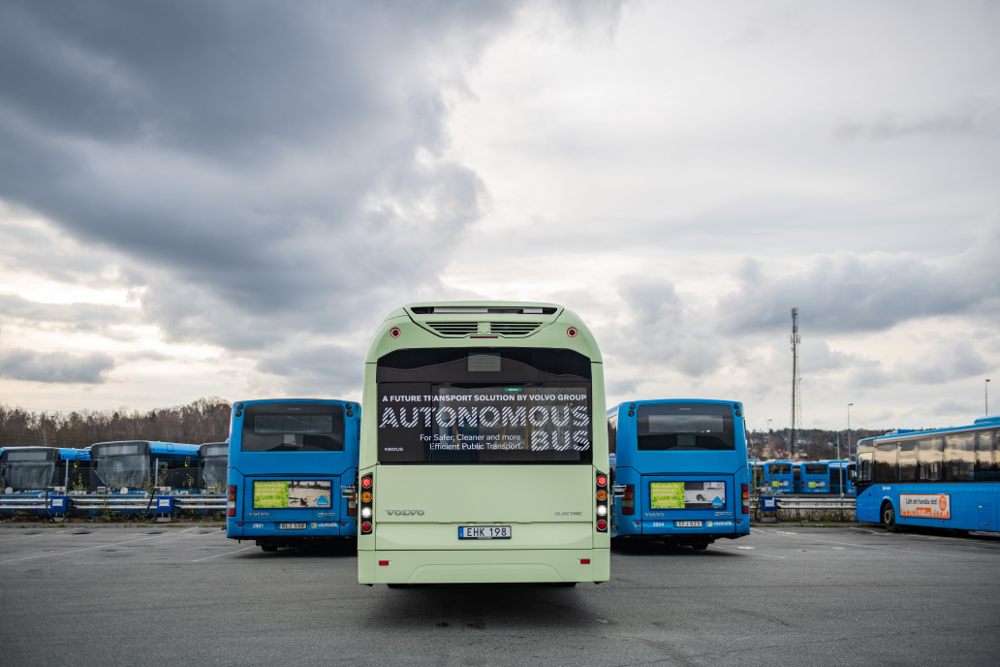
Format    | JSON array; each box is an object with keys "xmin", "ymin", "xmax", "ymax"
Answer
[{"xmin": 357, "ymin": 302, "xmax": 610, "ymax": 586}]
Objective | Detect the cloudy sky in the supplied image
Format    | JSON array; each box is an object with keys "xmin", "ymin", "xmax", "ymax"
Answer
[{"xmin": 1, "ymin": 0, "xmax": 997, "ymax": 431}]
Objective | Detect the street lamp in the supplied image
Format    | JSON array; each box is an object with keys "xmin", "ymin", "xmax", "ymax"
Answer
[
  {"xmin": 847, "ymin": 403, "xmax": 854, "ymax": 465},
  {"xmin": 987, "ymin": 379, "xmax": 991, "ymax": 416}
]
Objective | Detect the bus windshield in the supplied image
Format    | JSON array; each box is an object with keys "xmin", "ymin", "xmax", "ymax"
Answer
[
  {"xmin": 636, "ymin": 403, "xmax": 734, "ymax": 451},
  {"xmin": 242, "ymin": 403, "xmax": 345, "ymax": 452},
  {"xmin": 2, "ymin": 450, "xmax": 57, "ymax": 490},
  {"xmin": 376, "ymin": 348, "xmax": 593, "ymax": 464},
  {"xmin": 92, "ymin": 443, "xmax": 150, "ymax": 489}
]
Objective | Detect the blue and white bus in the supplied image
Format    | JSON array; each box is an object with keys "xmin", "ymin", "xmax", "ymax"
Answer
[
  {"xmin": 855, "ymin": 416, "xmax": 1000, "ymax": 533},
  {"xmin": 799, "ymin": 461, "xmax": 832, "ymax": 493},
  {"xmin": 198, "ymin": 442, "xmax": 228, "ymax": 493},
  {"xmin": 761, "ymin": 460, "xmax": 798, "ymax": 494},
  {"xmin": 826, "ymin": 459, "xmax": 855, "ymax": 495},
  {"xmin": 226, "ymin": 399, "xmax": 361, "ymax": 552},
  {"xmin": 89, "ymin": 441, "xmax": 200, "ymax": 492},
  {"xmin": 0, "ymin": 447, "xmax": 90, "ymax": 492},
  {"xmin": 608, "ymin": 399, "xmax": 750, "ymax": 549}
]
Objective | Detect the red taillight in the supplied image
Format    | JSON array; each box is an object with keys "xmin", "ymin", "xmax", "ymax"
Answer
[
  {"xmin": 347, "ymin": 501, "xmax": 357, "ymax": 517},
  {"xmin": 361, "ymin": 477, "xmax": 372, "ymax": 489},
  {"xmin": 622, "ymin": 484, "xmax": 635, "ymax": 515},
  {"xmin": 597, "ymin": 519, "xmax": 607, "ymax": 531},
  {"xmin": 580, "ymin": 559, "xmax": 590, "ymax": 564},
  {"xmin": 228, "ymin": 485, "xmax": 236, "ymax": 501},
  {"xmin": 227, "ymin": 485, "xmax": 236, "ymax": 517},
  {"xmin": 597, "ymin": 475, "xmax": 607, "ymax": 487},
  {"xmin": 361, "ymin": 521, "xmax": 372, "ymax": 532},
  {"xmin": 379, "ymin": 560, "xmax": 389, "ymax": 566},
  {"xmin": 741, "ymin": 483, "xmax": 749, "ymax": 514}
]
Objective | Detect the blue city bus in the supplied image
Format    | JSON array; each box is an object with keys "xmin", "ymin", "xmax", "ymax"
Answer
[
  {"xmin": 855, "ymin": 416, "xmax": 1000, "ymax": 533},
  {"xmin": 226, "ymin": 399, "xmax": 361, "ymax": 552},
  {"xmin": 0, "ymin": 447, "xmax": 90, "ymax": 492},
  {"xmin": 827, "ymin": 459, "xmax": 855, "ymax": 495},
  {"xmin": 89, "ymin": 441, "xmax": 200, "ymax": 492},
  {"xmin": 198, "ymin": 442, "xmax": 228, "ymax": 492},
  {"xmin": 608, "ymin": 399, "xmax": 750, "ymax": 549},
  {"xmin": 761, "ymin": 460, "xmax": 798, "ymax": 493},
  {"xmin": 799, "ymin": 461, "xmax": 832, "ymax": 493}
]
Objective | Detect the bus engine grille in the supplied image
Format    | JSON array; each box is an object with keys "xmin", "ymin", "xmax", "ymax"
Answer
[{"xmin": 425, "ymin": 322, "xmax": 542, "ymax": 337}]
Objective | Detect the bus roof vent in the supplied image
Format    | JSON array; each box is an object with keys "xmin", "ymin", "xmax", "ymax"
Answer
[
  {"xmin": 426, "ymin": 322, "xmax": 480, "ymax": 336},
  {"xmin": 489, "ymin": 322, "xmax": 542, "ymax": 336},
  {"xmin": 411, "ymin": 306, "xmax": 556, "ymax": 315}
]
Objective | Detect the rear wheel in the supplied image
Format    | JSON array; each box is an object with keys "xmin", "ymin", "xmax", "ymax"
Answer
[
  {"xmin": 881, "ymin": 502, "xmax": 897, "ymax": 533},
  {"xmin": 261, "ymin": 544, "xmax": 278, "ymax": 552}
]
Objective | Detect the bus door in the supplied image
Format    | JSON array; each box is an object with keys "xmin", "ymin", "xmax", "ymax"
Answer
[{"xmin": 792, "ymin": 465, "xmax": 801, "ymax": 493}]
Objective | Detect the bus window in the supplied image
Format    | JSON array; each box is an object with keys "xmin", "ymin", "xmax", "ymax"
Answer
[
  {"xmin": 874, "ymin": 439, "xmax": 897, "ymax": 483},
  {"xmin": 944, "ymin": 433, "xmax": 974, "ymax": 482},
  {"xmin": 242, "ymin": 403, "xmax": 345, "ymax": 452},
  {"xmin": 857, "ymin": 452, "xmax": 873, "ymax": 483},
  {"xmin": 635, "ymin": 403, "xmax": 734, "ymax": 451},
  {"xmin": 897, "ymin": 440, "xmax": 917, "ymax": 482},
  {"xmin": 607, "ymin": 413, "xmax": 617, "ymax": 455},
  {"xmin": 976, "ymin": 430, "xmax": 999, "ymax": 480},
  {"xmin": 916, "ymin": 438, "xmax": 942, "ymax": 481}
]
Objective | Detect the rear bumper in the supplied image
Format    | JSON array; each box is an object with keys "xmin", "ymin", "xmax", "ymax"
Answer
[{"xmin": 358, "ymin": 548, "xmax": 610, "ymax": 584}]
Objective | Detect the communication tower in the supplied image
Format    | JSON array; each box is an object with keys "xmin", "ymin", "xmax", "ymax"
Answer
[{"xmin": 790, "ymin": 308, "xmax": 802, "ymax": 452}]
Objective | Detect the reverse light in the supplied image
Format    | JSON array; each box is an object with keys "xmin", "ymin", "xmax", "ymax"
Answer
[
  {"xmin": 622, "ymin": 484, "xmax": 635, "ymax": 515},
  {"xmin": 596, "ymin": 505, "xmax": 608, "ymax": 517},
  {"xmin": 361, "ymin": 507, "xmax": 372, "ymax": 519}
]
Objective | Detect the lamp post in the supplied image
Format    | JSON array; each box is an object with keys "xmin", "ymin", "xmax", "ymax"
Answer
[
  {"xmin": 987, "ymin": 379, "xmax": 991, "ymax": 416},
  {"xmin": 847, "ymin": 403, "xmax": 854, "ymax": 465}
]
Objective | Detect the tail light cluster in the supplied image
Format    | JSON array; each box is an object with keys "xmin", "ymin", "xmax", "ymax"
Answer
[
  {"xmin": 621, "ymin": 484, "xmax": 635, "ymax": 515},
  {"xmin": 227, "ymin": 485, "xmax": 236, "ymax": 518},
  {"xmin": 741, "ymin": 484, "xmax": 749, "ymax": 515},
  {"xmin": 596, "ymin": 472, "xmax": 608, "ymax": 532},
  {"xmin": 359, "ymin": 473, "xmax": 374, "ymax": 534}
]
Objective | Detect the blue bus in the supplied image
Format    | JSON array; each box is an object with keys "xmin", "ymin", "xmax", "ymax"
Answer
[
  {"xmin": 608, "ymin": 399, "xmax": 750, "ymax": 549},
  {"xmin": 226, "ymin": 399, "xmax": 361, "ymax": 552},
  {"xmin": 855, "ymin": 416, "xmax": 1000, "ymax": 533},
  {"xmin": 826, "ymin": 459, "xmax": 855, "ymax": 495},
  {"xmin": 761, "ymin": 460, "xmax": 798, "ymax": 493},
  {"xmin": 799, "ymin": 461, "xmax": 832, "ymax": 493},
  {"xmin": 198, "ymin": 442, "xmax": 228, "ymax": 492},
  {"xmin": 89, "ymin": 441, "xmax": 200, "ymax": 492},
  {"xmin": 0, "ymin": 447, "xmax": 90, "ymax": 492}
]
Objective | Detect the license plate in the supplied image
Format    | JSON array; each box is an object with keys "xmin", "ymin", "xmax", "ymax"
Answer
[
  {"xmin": 278, "ymin": 522, "xmax": 307, "ymax": 530},
  {"xmin": 675, "ymin": 520, "xmax": 703, "ymax": 528},
  {"xmin": 458, "ymin": 525, "xmax": 511, "ymax": 540}
]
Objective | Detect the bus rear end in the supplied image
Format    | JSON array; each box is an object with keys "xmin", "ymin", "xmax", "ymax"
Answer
[
  {"xmin": 226, "ymin": 399, "xmax": 360, "ymax": 551},
  {"xmin": 801, "ymin": 462, "xmax": 830, "ymax": 493},
  {"xmin": 764, "ymin": 461, "xmax": 796, "ymax": 493},
  {"xmin": 358, "ymin": 302, "xmax": 609, "ymax": 585},
  {"xmin": 610, "ymin": 400, "xmax": 750, "ymax": 548}
]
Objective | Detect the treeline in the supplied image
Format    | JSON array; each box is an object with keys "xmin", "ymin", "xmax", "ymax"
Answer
[
  {"xmin": 747, "ymin": 427, "xmax": 891, "ymax": 461},
  {"xmin": 0, "ymin": 398, "xmax": 232, "ymax": 450}
]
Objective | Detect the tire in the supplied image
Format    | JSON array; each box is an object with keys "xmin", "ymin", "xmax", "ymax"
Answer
[
  {"xmin": 881, "ymin": 502, "xmax": 898, "ymax": 533},
  {"xmin": 691, "ymin": 543, "xmax": 709, "ymax": 551},
  {"xmin": 387, "ymin": 583, "xmax": 409, "ymax": 589},
  {"xmin": 261, "ymin": 544, "xmax": 278, "ymax": 552},
  {"xmin": 552, "ymin": 582, "xmax": 577, "ymax": 587}
]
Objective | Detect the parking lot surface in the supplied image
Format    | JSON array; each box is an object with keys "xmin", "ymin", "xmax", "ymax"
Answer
[{"xmin": 1, "ymin": 524, "xmax": 998, "ymax": 666}]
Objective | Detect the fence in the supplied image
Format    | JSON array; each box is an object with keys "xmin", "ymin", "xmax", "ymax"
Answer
[
  {"xmin": 1, "ymin": 463, "xmax": 224, "ymax": 495},
  {"xmin": 752, "ymin": 495, "xmax": 857, "ymax": 522},
  {"xmin": 0, "ymin": 491, "xmax": 226, "ymax": 521}
]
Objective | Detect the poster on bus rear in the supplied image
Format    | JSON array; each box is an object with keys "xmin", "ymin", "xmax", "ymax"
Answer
[{"xmin": 899, "ymin": 494, "xmax": 950, "ymax": 519}]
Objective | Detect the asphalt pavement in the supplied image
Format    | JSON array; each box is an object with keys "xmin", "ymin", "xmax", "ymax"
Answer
[{"xmin": 1, "ymin": 523, "xmax": 998, "ymax": 666}]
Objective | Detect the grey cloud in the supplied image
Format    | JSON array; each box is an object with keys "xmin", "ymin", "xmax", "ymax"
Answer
[
  {"xmin": 716, "ymin": 236, "xmax": 1000, "ymax": 336},
  {"xmin": 0, "ymin": 294, "xmax": 137, "ymax": 333},
  {"xmin": 897, "ymin": 335, "xmax": 988, "ymax": 385},
  {"xmin": 0, "ymin": 1, "xmax": 622, "ymax": 354},
  {"xmin": 833, "ymin": 98, "xmax": 999, "ymax": 141},
  {"xmin": 255, "ymin": 343, "xmax": 363, "ymax": 397},
  {"xmin": 0, "ymin": 348, "xmax": 114, "ymax": 384}
]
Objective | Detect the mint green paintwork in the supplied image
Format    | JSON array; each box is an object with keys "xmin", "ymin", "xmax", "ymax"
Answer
[{"xmin": 358, "ymin": 302, "xmax": 609, "ymax": 584}]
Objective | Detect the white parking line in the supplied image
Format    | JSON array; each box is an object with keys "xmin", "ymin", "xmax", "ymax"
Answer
[
  {"xmin": 192, "ymin": 545, "xmax": 257, "ymax": 562},
  {"xmin": 0, "ymin": 527, "xmax": 200, "ymax": 564},
  {"xmin": 711, "ymin": 543, "xmax": 787, "ymax": 559}
]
